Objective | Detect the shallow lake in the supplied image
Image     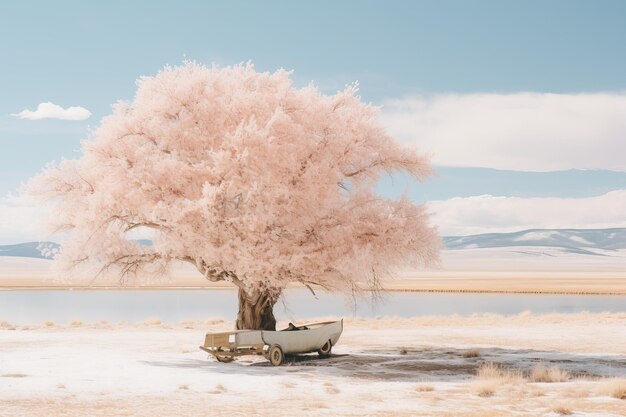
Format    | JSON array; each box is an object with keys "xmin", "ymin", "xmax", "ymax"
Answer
[{"xmin": 0, "ymin": 289, "xmax": 624, "ymax": 324}]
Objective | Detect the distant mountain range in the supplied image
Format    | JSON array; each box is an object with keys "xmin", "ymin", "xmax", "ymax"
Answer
[
  {"xmin": 0, "ymin": 242, "xmax": 59, "ymax": 259},
  {"xmin": 2, "ymin": 229, "xmax": 625, "ymax": 259},
  {"xmin": 443, "ymin": 228, "xmax": 626, "ymax": 255},
  {"xmin": 0, "ymin": 239, "xmax": 152, "ymax": 259}
]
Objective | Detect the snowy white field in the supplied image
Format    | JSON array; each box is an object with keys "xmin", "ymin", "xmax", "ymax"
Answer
[{"xmin": 1, "ymin": 313, "xmax": 625, "ymax": 417}]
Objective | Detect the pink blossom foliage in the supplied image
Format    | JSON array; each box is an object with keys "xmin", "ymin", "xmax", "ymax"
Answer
[{"xmin": 28, "ymin": 62, "xmax": 440, "ymax": 294}]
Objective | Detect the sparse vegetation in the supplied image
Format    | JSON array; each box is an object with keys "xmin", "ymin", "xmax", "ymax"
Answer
[
  {"xmin": 599, "ymin": 378, "xmax": 626, "ymax": 399},
  {"xmin": 415, "ymin": 385, "xmax": 435, "ymax": 392},
  {"xmin": 303, "ymin": 400, "xmax": 329, "ymax": 409},
  {"xmin": 2, "ymin": 373, "xmax": 28, "ymax": 378},
  {"xmin": 324, "ymin": 383, "xmax": 340, "ymax": 394},
  {"xmin": 529, "ymin": 364, "xmax": 569, "ymax": 383},
  {"xmin": 70, "ymin": 320, "xmax": 82, "ymax": 327},
  {"xmin": 463, "ymin": 348, "xmax": 480, "ymax": 358},
  {"xmin": 178, "ymin": 384, "xmax": 189, "ymax": 390},
  {"xmin": 0, "ymin": 320, "xmax": 16, "ymax": 330},
  {"xmin": 43, "ymin": 320, "xmax": 54, "ymax": 327},
  {"xmin": 474, "ymin": 380, "xmax": 497, "ymax": 397},
  {"xmin": 472, "ymin": 363, "xmax": 525, "ymax": 397},
  {"xmin": 399, "ymin": 347, "xmax": 408, "ymax": 355},
  {"xmin": 477, "ymin": 363, "xmax": 524, "ymax": 383},
  {"xmin": 552, "ymin": 406, "xmax": 572, "ymax": 415},
  {"xmin": 209, "ymin": 384, "xmax": 227, "ymax": 394}
]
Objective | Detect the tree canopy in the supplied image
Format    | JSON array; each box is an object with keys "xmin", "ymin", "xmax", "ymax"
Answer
[{"xmin": 29, "ymin": 62, "xmax": 440, "ymax": 299}]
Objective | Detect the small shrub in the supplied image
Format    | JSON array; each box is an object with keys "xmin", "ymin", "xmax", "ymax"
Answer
[
  {"xmin": 477, "ymin": 363, "xmax": 523, "ymax": 382},
  {"xmin": 209, "ymin": 383, "xmax": 227, "ymax": 394},
  {"xmin": 474, "ymin": 380, "xmax": 496, "ymax": 397},
  {"xmin": 552, "ymin": 406, "xmax": 572, "ymax": 415},
  {"xmin": 70, "ymin": 320, "xmax": 82, "ymax": 327},
  {"xmin": 44, "ymin": 320, "xmax": 55, "ymax": 327},
  {"xmin": 303, "ymin": 400, "xmax": 329, "ymax": 409},
  {"xmin": 599, "ymin": 378, "xmax": 626, "ymax": 399},
  {"xmin": 178, "ymin": 384, "xmax": 189, "ymax": 390},
  {"xmin": 416, "ymin": 385, "xmax": 435, "ymax": 392},
  {"xmin": 323, "ymin": 382, "xmax": 340, "ymax": 394},
  {"xmin": 463, "ymin": 348, "xmax": 480, "ymax": 358},
  {"xmin": 399, "ymin": 347, "xmax": 408, "ymax": 355},
  {"xmin": 472, "ymin": 362, "xmax": 525, "ymax": 397},
  {"xmin": 0, "ymin": 320, "xmax": 16, "ymax": 330},
  {"xmin": 529, "ymin": 364, "xmax": 569, "ymax": 383}
]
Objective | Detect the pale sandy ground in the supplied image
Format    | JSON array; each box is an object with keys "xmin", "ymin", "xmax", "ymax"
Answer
[
  {"xmin": 2, "ymin": 247, "xmax": 626, "ymax": 294},
  {"xmin": 1, "ymin": 313, "xmax": 625, "ymax": 417}
]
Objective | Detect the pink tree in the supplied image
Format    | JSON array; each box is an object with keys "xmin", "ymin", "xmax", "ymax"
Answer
[{"xmin": 28, "ymin": 63, "xmax": 440, "ymax": 330}]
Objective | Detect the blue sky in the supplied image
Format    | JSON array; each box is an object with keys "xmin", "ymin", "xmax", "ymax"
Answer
[{"xmin": 1, "ymin": 1, "xmax": 626, "ymax": 242}]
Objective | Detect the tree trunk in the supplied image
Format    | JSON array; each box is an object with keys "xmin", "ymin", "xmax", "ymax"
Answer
[{"xmin": 235, "ymin": 287, "xmax": 280, "ymax": 330}]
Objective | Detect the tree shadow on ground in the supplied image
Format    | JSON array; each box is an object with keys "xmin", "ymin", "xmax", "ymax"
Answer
[{"xmin": 142, "ymin": 346, "xmax": 626, "ymax": 382}]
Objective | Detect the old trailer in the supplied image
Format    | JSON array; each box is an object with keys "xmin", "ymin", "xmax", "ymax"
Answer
[{"xmin": 200, "ymin": 320, "xmax": 343, "ymax": 366}]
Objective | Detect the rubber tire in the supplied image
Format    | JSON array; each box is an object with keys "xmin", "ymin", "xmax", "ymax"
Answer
[
  {"xmin": 215, "ymin": 354, "xmax": 234, "ymax": 363},
  {"xmin": 317, "ymin": 339, "xmax": 332, "ymax": 358},
  {"xmin": 268, "ymin": 344, "xmax": 284, "ymax": 366}
]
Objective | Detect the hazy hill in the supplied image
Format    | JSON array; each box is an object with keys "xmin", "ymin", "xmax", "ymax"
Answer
[
  {"xmin": 443, "ymin": 228, "xmax": 626, "ymax": 255},
  {"xmin": 2, "ymin": 229, "xmax": 626, "ymax": 259}
]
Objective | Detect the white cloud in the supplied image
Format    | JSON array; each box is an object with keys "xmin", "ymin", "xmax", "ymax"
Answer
[
  {"xmin": 380, "ymin": 92, "xmax": 626, "ymax": 172},
  {"xmin": 1, "ymin": 190, "xmax": 625, "ymax": 243},
  {"xmin": 0, "ymin": 194, "xmax": 51, "ymax": 244},
  {"xmin": 12, "ymin": 102, "xmax": 91, "ymax": 121},
  {"xmin": 428, "ymin": 190, "xmax": 626, "ymax": 236}
]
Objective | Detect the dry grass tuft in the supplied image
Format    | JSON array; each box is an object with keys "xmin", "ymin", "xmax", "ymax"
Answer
[
  {"xmin": 399, "ymin": 347, "xmax": 408, "ymax": 355},
  {"xmin": 0, "ymin": 320, "xmax": 16, "ymax": 330},
  {"xmin": 463, "ymin": 348, "xmax": 480, "ymax": 358},
  {"xmin": 599, "ymin": 378, "xmax": 626, "ymax": 399},
  {"xmin": 178, "ymin": 384, "xmax": 189, "ymax": 390},
  {"xmin": 529, "ymin": 364, "xmax": 569, "ymax": 383},
  {"xmin": 477, "ymin": 363, "xmax": 524, "ymax": 382},
  {"xmin": 552, "ymin": 406, "xmax": 572, "ymax": 415},
  {"xmin": 43, "ymin": 320, "xmax": 55, "ymax": 327},
  {"xmin": 323, "ymin": 382, "xmax": 340, "ymax": 394},
  {"xmin": 415, "ymin": 385, "xmax": 435, "ymax": 392},
  {"xmin": 474, "ymin": 380, "xmax": 496, "ymax": 397},
  {"xmin": 303, "ymin": 400, "xmax": 329, "ymax": 409},
  {"xmin": 209, "ymin": 383, "xmax": 227, "ymax": 394},
  {"xmin": 472, "ymin": 362, "xmax": 525, "ymax": 397}
]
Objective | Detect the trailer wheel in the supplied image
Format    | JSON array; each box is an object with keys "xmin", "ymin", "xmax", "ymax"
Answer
[
  {"xmin": 268, "ymin": 344, "xmax": 284, "ymax": 366},
  {"xmin": 215, "ymin": 354, "xmax": 234, "ymax": 363},
  {"xmin": 317, "ymin": 339, "xmax": 332, "ymax": 358}
]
